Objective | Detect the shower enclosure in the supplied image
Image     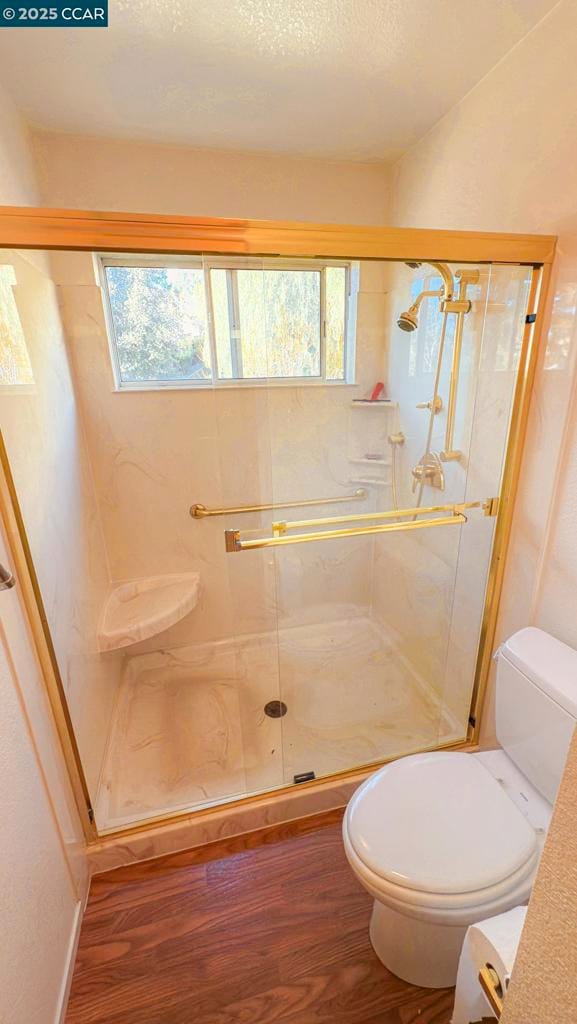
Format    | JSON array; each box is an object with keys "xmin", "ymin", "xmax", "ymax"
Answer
[{"xmin": 0, "ymin": 211, "xmax": 552, "ymax": 839}]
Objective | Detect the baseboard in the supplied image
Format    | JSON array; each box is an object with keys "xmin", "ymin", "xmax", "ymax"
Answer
[{"xmin": 55, "ymin": 898, "xmax": 84, "ymax": 1024}]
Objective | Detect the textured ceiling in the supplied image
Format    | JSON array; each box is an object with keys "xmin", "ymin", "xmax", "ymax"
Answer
[{"xmin": 0, "ymin": 0, "xmax": 559, "ymax": 161}]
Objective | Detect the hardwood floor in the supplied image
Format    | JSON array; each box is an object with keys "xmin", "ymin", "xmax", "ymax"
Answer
[{"xmin": 66, "ymin": 810, "xmax": 455, "ymax": 1024}]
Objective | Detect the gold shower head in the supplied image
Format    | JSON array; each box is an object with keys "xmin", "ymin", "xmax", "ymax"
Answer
[{"xmin": 397, "ymin": 306, "xmax": 419, "ymax": 332}]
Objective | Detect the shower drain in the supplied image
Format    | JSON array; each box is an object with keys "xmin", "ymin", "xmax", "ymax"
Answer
[{"xmin": 264, "ymin": 700, "xmax": 288, "ymax": 718}]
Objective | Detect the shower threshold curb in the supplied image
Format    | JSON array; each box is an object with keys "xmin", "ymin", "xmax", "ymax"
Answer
[
  {"xmin": 87, "ymin": 768, "xmax": 373, "ymax": 874},
  {"xmin": 87, "ymin": 742, "xmax": 477, "ymax": 875}
]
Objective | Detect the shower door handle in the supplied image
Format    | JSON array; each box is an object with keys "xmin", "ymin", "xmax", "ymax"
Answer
[
  {"xmin": 224, "ymin": 497, "xmax": 499, "ymax": 552},
  {"xmin": 0, "ymin": 563, "xmax": 15, "ymax": 590}
]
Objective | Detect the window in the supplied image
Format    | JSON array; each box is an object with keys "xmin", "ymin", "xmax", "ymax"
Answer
[{"xmin": 98, "ymin": 255, "xmax": 356, "ymax": 389}]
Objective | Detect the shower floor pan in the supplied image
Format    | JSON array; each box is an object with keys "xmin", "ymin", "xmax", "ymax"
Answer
[{"xmin": 95, "ymin": 616, "xmax": 462, "ymax": 831}]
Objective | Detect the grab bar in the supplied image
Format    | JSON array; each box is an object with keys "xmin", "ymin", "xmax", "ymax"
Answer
[
  {"xmin": 224, "ymin": 497, "xmax": 498, "ymax": 553},
  {"xmin": 190, "ymin": 487, "xmax": 367, "ymax": 519}
]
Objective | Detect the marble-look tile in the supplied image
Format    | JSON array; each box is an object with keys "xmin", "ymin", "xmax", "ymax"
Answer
[
  {"xmin": 95, "ymin": 616, "xmax": 461, "ymax": 833},
  {"xmin": 233, "ymin": 634, "xmax": 285, "ymax": 793},
  {"xmin": 96, "ymin": 642, "xmax": 248, "ymax": 828},
  {"xmin": 277, "ymin": 616, "xmax": 459, "ymax": 782},
  {"xmin": 373, "ymin": 262, "xmax": 532, "ymax": 726},
  {"xmin": 56, "ymin": 261, "xmax": 390, "ymax": 657}
]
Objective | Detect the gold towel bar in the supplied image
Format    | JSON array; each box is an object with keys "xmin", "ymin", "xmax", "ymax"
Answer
[
  {"xmin": 190, "ymin": 487, "xmax": 367, "ymax": 519},
  {"xmin": 225, "ymin": 511, "xmax": 467, "ymax": 552},
  {"xmin": 272, "ymin": 498, "xmax": 498, "ymax": 535},
  {"xmin": 224, "ymin": 496, "xmax": 499, "ymax": 553}
]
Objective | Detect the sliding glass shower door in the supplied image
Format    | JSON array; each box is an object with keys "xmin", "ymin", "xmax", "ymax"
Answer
[
  {"xmin": 0, "ymin": 238, "xmax": 537, "ymax": 836},
  {"xmin": 217, "ymin": 257, "xmax": 533, "ymax": 791}
]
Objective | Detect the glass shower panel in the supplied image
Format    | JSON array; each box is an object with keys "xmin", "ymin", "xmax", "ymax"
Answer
[
  {"xmin": 0, "ymin": 241, "xmax": 537, "ymax": 838},
  {"xmin": 206, "ymin": 257, "xmax": 287, "ymax": 799},
  {"xmin": 437, "ymin": 263, "xmax": 533, "ymax": 735},
  {"xmin": 270, "ymin": 259, "xmax": 453, "ymax": 784},
  {"xmin": 217, "ymin": 258, "xmax": 533, "ymax": 789}
]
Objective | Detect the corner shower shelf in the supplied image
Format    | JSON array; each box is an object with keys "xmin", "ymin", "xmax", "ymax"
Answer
[
  {"xmin": 349, "ymin": 477, "xmax": 391, "ymax": 488},
  {"xmin": 348, "ymin": 457, "xmax": 391, "ymax": 466},
  {"xmin": 98, "ymin": 572, "xmax": 201, "ymax": 652},
  {"xmin": 350, "ymin": 400, "xmax": 398, "ymax": 410}
]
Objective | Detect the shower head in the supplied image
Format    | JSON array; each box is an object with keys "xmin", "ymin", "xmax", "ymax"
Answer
[
  {"xmin": 396, "ymin": 287, "xmax": 443, "ymax": 333},
  {"xmin": 397, "ymin": 260, "xmax": 455, "ymax": 334},
  {"xmin": 397, "ymin": 306, "xmax": 419, "ymax": 332}
]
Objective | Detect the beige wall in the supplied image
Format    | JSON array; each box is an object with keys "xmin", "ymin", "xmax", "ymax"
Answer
[
  {"xmin": 0, "ymin": 80, "xmax": 38, "ymax": 207},
  {"xmin": 1, "ymin": 622, "xmax": 76, "ymax": 1024},
  {"xmin": 502, "ymin": 728, "xmax": 577, "ymax": 1023},
  {"xmin": 390, "ymin": 0, "xmax": 577, "ymax": 746},
  {"xmin": 391, "ymin": 0, "xmax": 577, "ymax": 236},
  {"xmin": 0, "ymin": 79, "xmax": 87, "ymax": 1024},
  {"xmin": 389, "ymin": 5, "xmax": 577, "ymax": 1010},
  {"xmin": 33, "ymin": 131, "xmax": 391, "ymax": 224}
]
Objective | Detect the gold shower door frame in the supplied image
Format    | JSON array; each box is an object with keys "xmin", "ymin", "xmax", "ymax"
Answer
[{"xmin": 0, "ymin": 206, "xmax": 555, "ymax": 841}]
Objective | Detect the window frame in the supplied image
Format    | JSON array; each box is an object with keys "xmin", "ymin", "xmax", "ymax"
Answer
[{"xmin": 96, "ymin": 253, "xmax": 358, "ymax": 392}]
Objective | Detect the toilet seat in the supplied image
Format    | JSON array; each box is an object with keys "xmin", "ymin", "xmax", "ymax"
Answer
[{"xmin": 343, "ymin": 751, "xmax": 539, "ymax": 925}]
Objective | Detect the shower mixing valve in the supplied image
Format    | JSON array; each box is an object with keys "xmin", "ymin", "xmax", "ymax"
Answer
[{"xmin": 411, "ymin": 451, "xmax": 445, "ymax": 492}]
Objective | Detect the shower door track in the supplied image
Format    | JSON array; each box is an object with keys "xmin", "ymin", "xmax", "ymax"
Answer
[{"xmin": 0, "ymin": 206, "xmax": 554, "ymax": 843}]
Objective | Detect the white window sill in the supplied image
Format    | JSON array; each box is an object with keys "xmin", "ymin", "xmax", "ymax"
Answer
[{"xmin": 111, "ymin": 379, "xmax": 358, "ymax": 394}]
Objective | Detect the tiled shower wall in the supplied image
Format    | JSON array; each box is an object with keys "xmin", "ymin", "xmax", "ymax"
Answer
[
  {"xmin": 1, "ymin": 248, "xmax": 531, "ymax": 803},
  {"xmin": 373, "ymin": 262, "xmax": 532, "ymax": 728},
  {"xmin": 53, "ymin": 255, "xmax": 391, "ymax": 651}
]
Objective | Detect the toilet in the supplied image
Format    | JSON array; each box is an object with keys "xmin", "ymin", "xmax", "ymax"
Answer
[{"xmin": 343, "ymin": 627, "xmax": 577, "ymax": 988}]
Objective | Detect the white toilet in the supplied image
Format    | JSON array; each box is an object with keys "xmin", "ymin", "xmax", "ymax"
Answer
[{"xmin": 343, "ymin": 627, "xmax": 577, "ymax": 988}]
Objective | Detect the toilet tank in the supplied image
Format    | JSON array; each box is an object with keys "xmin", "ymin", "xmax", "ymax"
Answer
[{"xmin": 496, "ymin": 627, "xmax": 577, "ymax": 804}]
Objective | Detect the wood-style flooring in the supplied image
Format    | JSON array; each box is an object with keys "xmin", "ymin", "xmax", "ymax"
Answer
[{"xmin": 66, "ymin": 809, "xmax": 454, "ymax": 1023}]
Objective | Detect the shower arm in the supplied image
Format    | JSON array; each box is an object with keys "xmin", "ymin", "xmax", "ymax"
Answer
[
  {"xmin": 427, "ymin": 261, "xmax": 454, "ymax": 302},
  {"xmin": 406, "ymin": 287, "xmax": 444, "ymax": 318},
  {"xmin": 416, "ymin": 260, "xmax": 471, "ymax": 313}
]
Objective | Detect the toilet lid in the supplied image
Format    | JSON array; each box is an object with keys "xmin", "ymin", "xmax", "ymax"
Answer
[{"xmin": 347, "ymin": 752, "xmax": 537, "ymax": 895}]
